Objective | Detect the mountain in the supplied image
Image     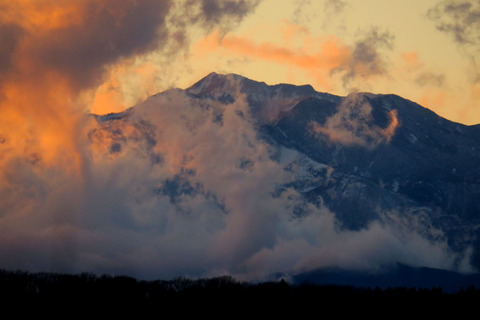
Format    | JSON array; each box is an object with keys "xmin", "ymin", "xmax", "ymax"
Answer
[
  {"xmin": 291, "ymin": 263, "xmax": 480, "ymax": 293},
  {"xmin": 90, "ymin": 72, "xmax": 480, "ymax": 281}
]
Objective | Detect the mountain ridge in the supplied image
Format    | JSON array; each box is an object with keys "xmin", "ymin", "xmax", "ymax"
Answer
[
  {"xmin": 185, "ymin": 72, "xmax": 479, "ymax": 128},
  {"xmin": 89, "ymin": 72, "xmax": 480, "ymax": 279}
]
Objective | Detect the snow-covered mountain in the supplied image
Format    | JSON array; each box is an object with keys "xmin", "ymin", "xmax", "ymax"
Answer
[{"xmin": 89, "ymin": 72, "xmax": 480, "ymax": 279}]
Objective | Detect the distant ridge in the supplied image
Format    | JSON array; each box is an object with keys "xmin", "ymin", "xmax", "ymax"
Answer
[{"xmin": 292, "ymin": 264, "xmax": 480, "ymax": 293}]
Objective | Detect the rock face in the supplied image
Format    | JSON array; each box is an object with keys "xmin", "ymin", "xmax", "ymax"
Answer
[{"xmin": 93, "ymin": 72, "xmax": 480, "ymax": 273}]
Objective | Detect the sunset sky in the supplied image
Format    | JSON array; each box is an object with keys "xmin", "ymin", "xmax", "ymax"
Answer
[
  {"xmin": 87, "ymin": 0, "xmax": 480, "ymax": 125},
  {"xmin": 1, "ymin": 0, "xmax": 479, "ymax": 124},
  {"xmin": 0, "ymin": 0, "xmax": 479, "ymax": 279}
]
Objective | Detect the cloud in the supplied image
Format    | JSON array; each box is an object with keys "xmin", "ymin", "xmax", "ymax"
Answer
[
  {"xmin": 400, "ymin": 52, "xmax": 446, "ymax": 88},
  {"xmin": 310, "ymin": 92, "xmax": 399, "ymax": 148},
  {"xmin": 324, "ymin": 0, "xmax": 348, "ymax": 15},
  {"xmin": 292, "ymin": 0, "xmax": 314, "ymax": 24},
  {"xmin": 1, "ymin": 0, "xmax": 262, "ymax": 88},
  {"xmin": 147, "ymin": 0, "xmax": 262, "ymax": 59},
  {"xmin": 0, "ymin": 0, "xmax": 262, "ymax": 278},
  {"xmin": 195, "ymin": 25, "xmax": 395, "ymax": 93},
  {"xmin": 292, "ymin": 0, "xmax": 348, "ymax": 36},
  {"xmin": 0, "ymin": 23, "xmax": 24, "ymax": 76},
  {"xmin": 0, "ymin": 1, "xmax": 170, "ymax": 91},
  {"xmin": 401, "ymin": 51, "xmax": 422, "ymax": 70},
  {"xmin": 0, "ymin": 0, "xmax": 262, "ymax": 165},
  {"xmin": 428, "ymin": 0, "xmax": 480, "ymax": 81},
  {"xmin": 244, "ymin": 218, "xmax": 457, "ymax": 278},
  {"xmin": 197, "ymin": 0, "xmax": 261, "ymax": 30},
  {"xmin": 36, "ymin": 1, "xmax": 172, "ymax": 91},
  {"xmin": 332, "ymin": 28, "xmax": 395, "ymax": 89},
  {"xmin": 0, "ymin": 1, "xmax": 469, "ymax": 280},
  {"xmin": 0, "ymin": 78, "xmax": 464, "ymax": 280},
  {"xmin": 293, "ymin": 0, "xmax": 347, "ymax": 24},
  {"xmin": 195, "ymin": 29, "xmax": 351, "ymax": 90},
  {"xmin": 0, "ymin": 0, "xmax": 176, "ymax": 175},
  {"xmin": 428, "ymin": 0, "xmax": 480, "ymax": 45},
  {"xmin": 415, "ymin": 72, "xmax": 446, "ymax": 87}
]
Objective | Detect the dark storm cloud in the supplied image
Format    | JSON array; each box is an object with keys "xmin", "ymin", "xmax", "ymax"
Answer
[
  {"xmin": 0, "ymin": 23, "xmax": 24, "ymax": 75},
  {"xmin": 29, "ymin": 0, "xmax": 172, "ymax": 91},
  {"xmin": 0, "ymin": 0, "xmax": 263, "ymax": 91},
  {"xmin": 333, "ymin": 28, "xmax": 395, "ymax": 89}
]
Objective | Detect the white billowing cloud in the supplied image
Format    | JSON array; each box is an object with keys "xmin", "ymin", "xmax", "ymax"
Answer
[
  {"xmin": 241, "ymin": 206, "xmax": 460, "ymax": 280},
  {"xmin": 0, "ymin": 80, "xmax": 464, "ymax": 280}
]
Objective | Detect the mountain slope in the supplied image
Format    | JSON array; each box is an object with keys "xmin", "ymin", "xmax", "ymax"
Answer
[
  {"xmin": 264, "ymin": 90, "xmax": 480, "ymax": 254},
  {"xmin": 90, "ymin": 72, "xmax": 480, "ymax": 278},
  {"xmin": 292, "ymin": 263, "xmax": 480, "ymax": 293}
]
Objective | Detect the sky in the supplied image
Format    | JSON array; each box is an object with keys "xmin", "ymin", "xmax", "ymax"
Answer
[
  {"xmin": 1, "ymin": 0, "xmax": 479, "ymax": 124},
  {"xmin": 86, "ymin": 0, "xmax": 480, "ymax": 126},
  {"xmin": 0, "ymin": 0, "xmax": 479, "ymax": 280}
]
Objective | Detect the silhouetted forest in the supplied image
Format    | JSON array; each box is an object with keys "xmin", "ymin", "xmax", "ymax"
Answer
[{"xmin": 1, "ymin": 269, "xmax": 479, "ymax": 314}]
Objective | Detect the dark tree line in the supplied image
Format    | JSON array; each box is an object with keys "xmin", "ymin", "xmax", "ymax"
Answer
[{"xmin": 1, "ymin": 269, "xmax": 479, "ymax": 314}]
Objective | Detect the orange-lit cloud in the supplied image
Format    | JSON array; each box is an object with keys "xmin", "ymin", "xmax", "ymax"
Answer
[
  {"xmin": 310, "ymin": 93, "xmax": 399, "ymax": 148},
  {"xmin": 0, "ymin": 0, "xmax": 85, "ymax": 31},
  {"xmin": 382, "ymin": 110, "xmax": 399, "ymax": 142},
  {"xmin": 419, "ymin": 90, "xmax": 447, "ymax": 111},
  {"xmin": 196, "ymin": 29, "xmax": 350, "ymax": 90},
  {"xmin": 0, "ymin": 0, "xmax": 267, "ymax": 276},
  {"xmin": 395, "ymin": 51, "xmax": 476, "ymax": 123},
  {"xmin": 400, "ymin": 51, "xmax": 446, "ymax": 88},
  {"xmin": 0, "ymin": 0, "xmax": 175, "ymax": 173},
  {"xmin": 0, "ymin": 0, "xmax": 264, "ymax": 166},
  {"xmin": 401, "ymin": 51, "xmax": 422, "ymax": 71},
  {"xmin": 195, "ymin": 25, "xmax": 394, "ymax": 92},
  {"xmin": 280, "ymin": 19, "xmax": 310, "ymax": 42},
  {"xmin": 412, "ymin": 85, "xmax": 480, "ymax": 126},
  {"xmin": 471, "ymin": 83, "xmax": 480, "ymax": 101}
]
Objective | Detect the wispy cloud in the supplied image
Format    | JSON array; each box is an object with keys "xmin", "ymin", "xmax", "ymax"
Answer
[
  {"xmin": 415, "ymin": 72, "xmax": 446, "ymax": 87},
  {"xmin": 428, "ymin": 0, "xmax": 480, "ymax": 81},
  {"xmin": 324, "ymin": 0, "xmax": 348, "ymax": 15},
  {"xmin": 195, "ymin": 29, "xmax": 351, "ymax": 90},
  {"xmin": 196, "ymin": 25, "xmax": 394, "ymax": 92},
  {"xmin": 332, "ymin": 28, "xmax": 395, "ymax": 90}
]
